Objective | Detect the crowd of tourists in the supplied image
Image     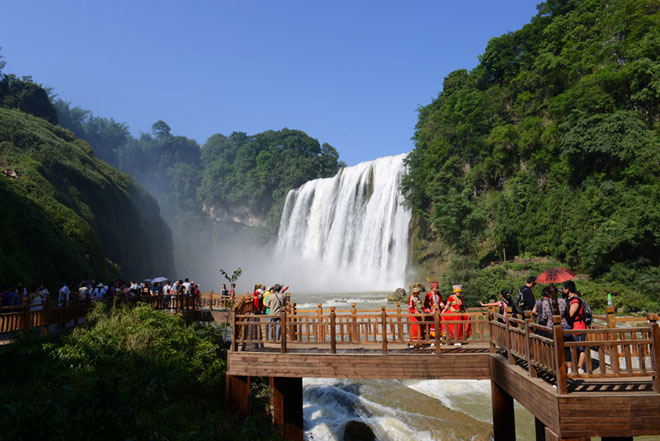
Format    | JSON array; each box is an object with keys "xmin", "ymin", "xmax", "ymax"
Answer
[
  {"xmin": 0, "ymin": 278, "xmax": 207, "ymax": 312},
  {"xmin": 407, "ymin": 276, "xmax": 589, "ymax": 372},
  {"xmin": 480, "ymin": 276, "xmax": 589, "ymax": 373}
]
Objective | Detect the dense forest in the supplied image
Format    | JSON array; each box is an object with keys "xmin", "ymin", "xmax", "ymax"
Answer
[
  {"xmin": 55, "ymin": 101, "xmax": 344, "ymax": 234},
  {"xmin": 404, "ymin": 0, "xmax": 660, "ymax": 310}
]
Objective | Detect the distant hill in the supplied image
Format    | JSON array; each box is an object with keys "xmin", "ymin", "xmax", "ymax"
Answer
[
  {"xmin": 0, "ymin": 107, "xmax": 175, "ymax": 288},
  {"xmin": 404, "ymin": 0, "xmax": 660, "ymax": 309}
]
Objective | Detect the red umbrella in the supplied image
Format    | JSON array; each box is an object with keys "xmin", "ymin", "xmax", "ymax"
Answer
[{"xmin": 536, "ymin": 268, "xmax": 575, "ymax": 284}]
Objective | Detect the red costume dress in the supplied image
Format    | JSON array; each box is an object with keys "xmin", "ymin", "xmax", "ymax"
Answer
[
  {"xmin": 424, "ymin": 291, "xmax": 443, "ymax": 337},
  {"xmin": 408, "ymin": 292, "xmax": 424, "ymax": 344},
  {"xmin": 442, "ymin": 294, "xmax": 472, "ymax": 340}
]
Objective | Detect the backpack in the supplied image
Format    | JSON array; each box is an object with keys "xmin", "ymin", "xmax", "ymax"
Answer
[
  {"xmin": 513, "ymin": 287, "xmax": 526, "ymax": 316},
  {"xmin": 569, "ymin": 296, "xmax": 592, "ymax": 326}
]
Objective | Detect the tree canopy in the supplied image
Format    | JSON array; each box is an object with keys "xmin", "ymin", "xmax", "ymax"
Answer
[{"xmin": 404, "ymin": 0, "xmax": 660, "ymax": 307}]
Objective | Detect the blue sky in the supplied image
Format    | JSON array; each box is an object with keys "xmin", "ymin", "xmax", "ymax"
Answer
[{"xmin": 2, "ymin": 1, "xmax": 540, "ymax": 166}]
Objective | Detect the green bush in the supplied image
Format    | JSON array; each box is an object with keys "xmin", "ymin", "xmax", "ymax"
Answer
[{"xmin": 0, "ymin": 305, "xmax": 281, "ymax": 441}]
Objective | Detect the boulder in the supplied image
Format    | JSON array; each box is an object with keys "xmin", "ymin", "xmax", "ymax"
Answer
[
  {"xmin": 343, "ymin": 420, "xmax": 376, "ymax": 441},
  {"xmin": 388, "ymin": 288, "xmax": 407, "ymax": 302}
]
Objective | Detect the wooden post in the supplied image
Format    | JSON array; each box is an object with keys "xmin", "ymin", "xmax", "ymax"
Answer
[
  {"xmin": 489, "ymin": 310, "xmax": 498, "ymax": 354},
  {"xmin": 505, "ymin": 310, "xmax": 514, "ymax": 364},
  {"xmin": 525, "ymin": 311, "xmax": 537, "ymax": 378},
  {"xmin": 607, "ymin": 305, "xmax": 620, "ymax": 366},
  {"xmin": 552, "ymin": 315, "xmax": 568, "ymax": 395},
  {"xmin": 491, "ymin": 380, "xmax": 515, "ymax": 441},
  {"xmin": 43, "ymin": 295, "xmax": 51, "ymax": 334},
  {"xmin": 648, "ymin": 313, "xmax": 660, "ymax": 393},
  {"xmin": 434, "ymin": 304, "xmax": 441, "ymax": 354},
  {"xmin": 291, "ymin": 302, "xmax": 298, "ymax": 340},
  {"xmin": 317, "ymin": 303, "xmax": 324, "ymax": 340},
  {"xmin": 534, "ymin": 417, "xmax": 546, "ymax": 441},
  {"xmin": 226, "ymin": 375, "xmax": 250, "ymax": 418},
  {"xmin": 397, "ymin": 302, "xmax": 403, "ymax": 342},
  {"xmin": 330, "ymin": 307, "xmax": 336, "ymax": 354},
  {"xmin": 232, "ymin": 310, "xmax": 238, "ymax": 352},
  {"xmin": 381, "ymin": 306, "xmax": 388, "ymax": 354},
  {"xmin": 281, "ymin": 310, "xmax": 287, "ymax": 353},
  {"xmin": 269, "ymin": 376, "xmax": 303, "ymax": 441},
  {"xmin": 351, "ymin": 302, "xmax": 357, "ymax": 342},
  {"xmin": 21, "ymin": 296, "xmax": 30, "ymax": 330}
]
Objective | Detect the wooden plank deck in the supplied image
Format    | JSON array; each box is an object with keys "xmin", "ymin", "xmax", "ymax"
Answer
[{"xmin": 228, "ymin": 342, "xmax": 492, "ymax": 379}]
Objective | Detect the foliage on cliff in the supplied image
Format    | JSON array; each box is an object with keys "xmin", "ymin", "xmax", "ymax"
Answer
[
  {"xmin": 55, "ymin": 98, "xmax": 344, "ymax": 235},
  {"xmin": 199, "ymin": 129, "xmax": 343, "ymax": 231},
  {"xmin": 0, "ymin": 107, "xmax": 175, "ymax": 288},
  {"xmin": 403, "ymin": 0, "xmax": 660, "ymax": 307},
  {"xmin": 0, "ymin": 305, "xmax": 281, "ymax": 441}
]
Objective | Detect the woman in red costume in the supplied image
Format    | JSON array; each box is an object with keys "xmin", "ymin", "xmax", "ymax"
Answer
[
  {"xmin": 442, "ymin": 284, "xmax": 471, "ymax": 345},
  {"xmin": 424, "ymin": 282, "xmax": 444, "ymax": 342},
  {"xmin": 408, "ymin": 284, "xmax": 425, "ymax": 348}
]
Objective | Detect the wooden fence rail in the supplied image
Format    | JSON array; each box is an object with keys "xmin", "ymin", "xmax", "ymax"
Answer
[{"xmin": 0, "ymin": 291, "xmax": 223, "ymax": 335}]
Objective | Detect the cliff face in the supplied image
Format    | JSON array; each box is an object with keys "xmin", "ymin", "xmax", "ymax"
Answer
[
  {"xmin": 0, "ymin": 107, "xmax": 175, "ymax": 287},
  {"xmin": 202, "ymin": 203, "xmax": 266, "ymax": 228}
]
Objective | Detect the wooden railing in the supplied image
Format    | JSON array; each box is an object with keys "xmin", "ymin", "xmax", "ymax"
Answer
[
  {"xmin": 232, "ymin": 302, "xmax": 660, "ymax": 394},
  {"xmin": 0, "ymin": 291, "xmax": 212, "ymax": 335},
  {"xmin": 233, "ymin": 302, "xmax": 491, "ymax": 353},
  {"xmin": 489, "ymin": 309, "xmax": 660, "ymax": 394}
]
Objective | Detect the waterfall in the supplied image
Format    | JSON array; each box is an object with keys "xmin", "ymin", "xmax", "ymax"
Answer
[{"xmin": 276, "ymin": 154, "xmax": 411, "ymax": 292}]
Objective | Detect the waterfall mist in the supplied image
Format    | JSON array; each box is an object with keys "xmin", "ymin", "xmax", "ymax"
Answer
[
  {"xmin": 275, "ymin": 154, "xmax": 412, "ymax": 292},
  {"xmin": 169, "ymin": 154, "xmax": 411, "ymax": 294}
]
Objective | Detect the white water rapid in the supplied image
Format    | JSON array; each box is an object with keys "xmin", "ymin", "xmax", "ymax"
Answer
[{"xmin": 276, "ymin": 154, "xmax": 411, "ymax": 292}]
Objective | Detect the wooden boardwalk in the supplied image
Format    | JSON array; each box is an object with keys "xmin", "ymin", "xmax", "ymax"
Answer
[{"xmin": 227, "ymin": 298, "xmax": 660, "ymax": 441}]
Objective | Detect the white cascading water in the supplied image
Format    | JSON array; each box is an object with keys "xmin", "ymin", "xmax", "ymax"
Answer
[{"xmin": 276, "ymin": 153, "xmax": 411, "ymax": 292}]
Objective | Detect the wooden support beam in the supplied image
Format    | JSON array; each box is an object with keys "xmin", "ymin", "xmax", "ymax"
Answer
[
  {"xmin": 491, "ymin": 380, "xmax": 515, "ymax": 441},
  {"xmin": 535, "ymin": 417, "xmax": 546, "ymax": 441},
  {"xmin": 225, "ymin": 374, "xmax": 250, "ymax": 419},
  {"xmin": 269, "ymin": 376, "xmax": 303, "ymax": 441}
]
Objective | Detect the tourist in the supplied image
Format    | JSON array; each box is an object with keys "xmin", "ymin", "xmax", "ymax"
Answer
[
  {"xmin": 408, "ymin": 283, "xmax": 424, "ymax": 348},
  {"xmin": 266, "ymin": 284, "xmax": 286, "ymax": 340},
  {"xmin": 58, "ymin": 282, "xmax": 71, "ymax": 306},
  {"xmin": 79, "ymin": 282, "xmax": 89, "ymax": 301},
  {"xmin": 263, "ymin": 286, "xmax": 271, "ymax": 315},
  {"xmin": 252, "ymin": 284, "xmax": 263, "ymax": 314},
  {"xmin": 38, "ymin": 284, "xmax": 50, "ymax": 302},
  {"xmin": 561, "ymin": 280, "xmax": 580, "ymax": 300},
  {"xmin": 566, "ymin": 282, "xmax": 587, "ymax": 374},
  {"xmin": 515, "ymin": 276, "xmax": 537, "ymax": 318},
  {"xmin": 480, "ymin": 289, "xmax": 512, "ymax": 323},
  {"xmin": 29, "ymin": 288, "xmax": 43, "ymax": 312},
  {"xmin": 221, "ymin": 283, "xmax": 229, "ymax": 297},
  {"xmin": 424, "ymin": 281, "xmax": 443, "ymax": 345},
  {"xmin": 532, "ymin": 286, "xmax": 556, "ymax": 338},
  {"xmin": 163, "ymin": 281, "xmax": 172, "ymax": 309},
  {"xmin": 183, "ymin": 278, "xmax": 191, "ymax": 294},
  {"xmin": 442, "ymin": 285, "xmax": 470, "ymax": 345},
  {"xmin": 230, "ymin": 283, "xmax": 236, "ymax": 302}
]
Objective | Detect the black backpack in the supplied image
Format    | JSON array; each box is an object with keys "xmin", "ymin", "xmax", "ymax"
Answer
[{"xmin": 513, "ymin": 287, "xmax": 526, "ymax": 316}]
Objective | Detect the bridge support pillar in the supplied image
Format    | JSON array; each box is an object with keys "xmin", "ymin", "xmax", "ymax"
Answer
[
  {"xmin": 491, "ymin": 381, "xmax": 515, "ymax": 441},
  {"xmin": 226, "ymin": 374, "xmax": 250, "ymax": 418},
  {"xmin": 269, "ymin": 376, "xmax": 303, "ymax": 441},
  {"xmin": 535, "ymin": 417, "xmax": 546, "ymax": 441}
]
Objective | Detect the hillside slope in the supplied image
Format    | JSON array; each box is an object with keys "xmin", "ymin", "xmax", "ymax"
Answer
[
  {"xmin": 0, "ymin": 107, "xmax": 175, "ymax": 287},
  {"xmin": 404, "ymin": 0, "xmax": 660, "ymax": 307}
]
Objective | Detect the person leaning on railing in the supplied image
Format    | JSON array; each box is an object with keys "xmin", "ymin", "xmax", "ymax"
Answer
[{"xmin": 564, "ymin": 281, "xmax": 587, "ymax": 374}]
